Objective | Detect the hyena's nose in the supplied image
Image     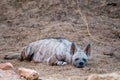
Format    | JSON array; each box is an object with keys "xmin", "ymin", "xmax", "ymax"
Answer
[{"xmin": 79, "ymin": 62, "xmax": 84, "ymax": 66}]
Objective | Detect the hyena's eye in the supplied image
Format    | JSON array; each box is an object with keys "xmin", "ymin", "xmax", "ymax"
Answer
[
  {"xmin": 83, "ymin": 58, "xmax": 87, "ymax": 62},
  {"xmin": 75, "ymin": 58, "xmax": 79, "ymax": 61}
]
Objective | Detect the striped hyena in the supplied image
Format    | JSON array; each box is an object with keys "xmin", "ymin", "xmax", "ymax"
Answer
[{"xmin": 4, "ymin": 37, "xmax": 91, "ymax": 68}]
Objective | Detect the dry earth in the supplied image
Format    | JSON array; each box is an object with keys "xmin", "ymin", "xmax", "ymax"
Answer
[{"xmin": 0, "ymin": 0, "xmax": 120, "ymax": 80}]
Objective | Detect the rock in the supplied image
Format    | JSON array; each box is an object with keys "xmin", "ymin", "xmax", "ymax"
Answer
[
  {"xmin": 18, "ymin": 67, "xmax": 39, "ymax": 80},
  {"xmin": 0, "ymin": 69, "xmax": 21, "ymax": 80},
  {"xmin": 0, "ymin": 62, "xmax": 14, "ymax": 70}
]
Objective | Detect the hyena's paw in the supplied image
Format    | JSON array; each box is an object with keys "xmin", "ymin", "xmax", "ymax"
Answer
[{"xmin": 56, "ymin": 61, "xmax": 67, "ymax": 66}]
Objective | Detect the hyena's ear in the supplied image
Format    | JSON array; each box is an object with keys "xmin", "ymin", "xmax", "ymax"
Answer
[
  {"xmin": 84, "ymin": 44, "xmax": 91, "ymax": 56},
  {"xmin": 70, "ymin": 43, "xmax": 77, "ymax": 54}
]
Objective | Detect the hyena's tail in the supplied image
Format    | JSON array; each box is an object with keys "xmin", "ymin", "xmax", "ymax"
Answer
[{"xmin": 4, "ymin": 53, "xmax": 20, "ymax": 60}]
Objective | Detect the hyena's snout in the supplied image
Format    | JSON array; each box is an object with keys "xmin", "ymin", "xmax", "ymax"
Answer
[
  {"xmin": 73, "ymin": 58, "xmax": 87, "ymax": 68},
  {"xmin": 78, "ymin": 60, "xmax": 87, "ymax": 68},
  {"xmin": 78, "ymin": 62, "xmax": 85, "ymax": 68}
]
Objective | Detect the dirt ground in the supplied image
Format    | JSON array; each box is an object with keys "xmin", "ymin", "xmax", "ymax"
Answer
[{"xmin": 0, "ymin": 0, "xmax": 120, "ymax": 80}]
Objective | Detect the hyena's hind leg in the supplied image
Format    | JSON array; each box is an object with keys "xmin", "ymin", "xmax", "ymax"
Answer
[{"xmin": 20, "ymin": 46, "xmax": 34, "ymax": 61}]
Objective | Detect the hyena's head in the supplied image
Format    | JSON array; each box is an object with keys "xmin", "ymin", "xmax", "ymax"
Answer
[{"xmin": 71, "ymin": 43, "xmax": 91, "ymax": 68}]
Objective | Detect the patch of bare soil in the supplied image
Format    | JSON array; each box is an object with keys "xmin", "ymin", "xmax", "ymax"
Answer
[{"xmin": 0, "ymin": 0, "xmax": 120, "ymax": 80}]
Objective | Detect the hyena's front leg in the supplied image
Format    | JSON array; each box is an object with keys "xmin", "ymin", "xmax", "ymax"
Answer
[
  {"xmin": 56, "ymin": 61, "xmax": 67, "ymax": 66},
  {"xmin": 47, "ymin": 55, "xmax": 58, "ymax": 66},
  {"xmin": 47, "ymin": 55, "xmax": 67, "ymax": 66}
]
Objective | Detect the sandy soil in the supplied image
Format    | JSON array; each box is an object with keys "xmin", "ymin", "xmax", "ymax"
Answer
[{"xmin": 0, "ymin": 0, "xmax": 120, "ymax": 79}]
